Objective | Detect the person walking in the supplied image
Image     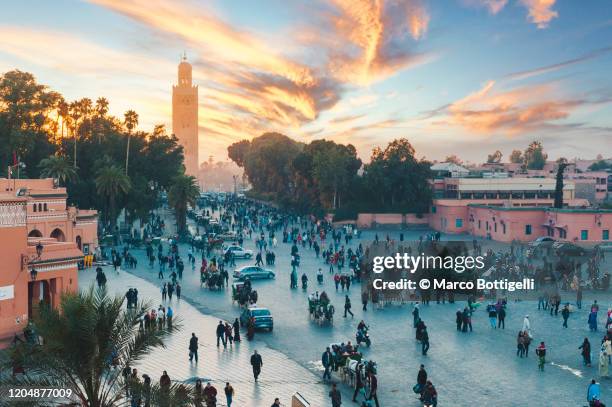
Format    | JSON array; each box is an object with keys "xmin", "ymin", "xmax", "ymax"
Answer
[
  {"xmin": 216, "ymin": 321, "xmax": 227, "ymax": 348},
  {"xmin": 329, "ymin": 382, "xmax": 342, "ymax": 407},
  {"xmin": 587, "ymin": 379, "xmax": 601, "ymax": 405},
  {"xmin": 455, "ymin": 309, "xmax": 462, "ymax": 331},
  {"xmin": 498, "ymin": 305, "xmax": 506, "ymax": 329},
  {"xmin": 351, "ymin": 364, "xmax": 365, "ymax": 403},
  {"xmin": 421, "ymin": 327, "xmax": 430, "ymax": 355},
  {"xmin": 224, "ymin": 382, "xmax": 234, "ymax": 407},
  {"xmin": 251, "ymin": 350, "xmax": 263, "ymax": 382},
  {"xmin": 522, "ymin": 315, "xmax": 531, "ymax": 334},
  {"xmin": 233, "ymin": 318, "xmax": 241, "ymax": 342},
  {"xmin": 413, "ymin": 304, "xmax": 420, "ymax": 328},
  {"xmin": 536, "ymin": 342, "xmax": 547, "ymax": 371},
  {"xmin": 416, "ymin": 364, "xmax": 427, "ymax": 396},
  {"xmin": 344, "ymin": 295, "xmax": 354, "ymax": 318},
  {"xmin": 579, "ymin": 337, "xmax": 592, "ymax": 366},
  {"xmin": 367, "ymin": 371, "xmax": 380, "ymax": 407},
  {"xmin": 270, "ymin": 398, "xmax": 281, "ymax": 407},
  {"xmin": 561, "ymin": 304, "xmax": 570, "ymax": 328},
  {"xmin": 362, "ymin": 291, "xmax": 368, "ymax": 311},
  {"xmin": 189, "ymin": 333, "xmax": 198, "ymax": 363},
  {"xmin": 161, "ymin": 283, "xmax": 167, "ymax": 302},
  {"xmin": 322, "ymin": 347, "xmax": 332, "ymax": 381}
]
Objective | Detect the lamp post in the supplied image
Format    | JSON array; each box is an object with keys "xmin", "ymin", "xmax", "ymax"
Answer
[{"xmin": 22, "ymin": 241, "xmax": 44, "ymax": 281}]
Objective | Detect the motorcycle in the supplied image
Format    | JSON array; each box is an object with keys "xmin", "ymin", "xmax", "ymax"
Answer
[{"xmin": 356, "ymin": 327, "xmax": 371, "ymax": 347}]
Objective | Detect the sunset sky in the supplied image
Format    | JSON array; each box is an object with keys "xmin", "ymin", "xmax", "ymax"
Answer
[{"xmin": 1, "ymin": 0, "xmax": 611, "ymax": 163}]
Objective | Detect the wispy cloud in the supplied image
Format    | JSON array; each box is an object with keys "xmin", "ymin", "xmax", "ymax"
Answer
[
  {"xmin": 329, "ymin": 114, "xmax": 366, "ymax": 124},
  {"xmin": 430, "ymin": 80, "xmax": 596, "ymax": 134},
  {"xmin": 505, "ymin": 46, "xmax": 612, "ymax": 80}
]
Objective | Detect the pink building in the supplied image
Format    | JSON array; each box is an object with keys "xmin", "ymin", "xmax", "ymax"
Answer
[
  {"xmin": 464, "ymin": 205, "xmax": 611, "ymax": 242},
  {"xmin": 0, "ymin": 178, "xmax": 98, "ymax": 254},
  {"xmin": 0, "ymin": 195, "xmax": 81, "ymax": 346}
]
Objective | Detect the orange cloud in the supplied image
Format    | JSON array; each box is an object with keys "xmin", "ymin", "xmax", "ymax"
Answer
[
  {"xmin": 519, "ymin": 0, "xmax": 558, "ymax": 28},
  {"xmin": 87, "ymin": 0, "xmax": 432, "ymax": 158},
  {"xmin": 326, "ymin": 0, "xmax": 430, "ymax": 84},
  {"xmin": 443, "ymin": 81, "xmax": 583, "ymax": 134}
]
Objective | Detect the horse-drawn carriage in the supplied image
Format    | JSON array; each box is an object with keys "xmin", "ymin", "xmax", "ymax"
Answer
[
  {"xmin": 232, "ymin": 281, "xmax": 258, "ymax": 306},
  {"xmin": 308, "ymin": 291, "xmax": 334, "ymax": 325},
  {"xmin": 200, "ymin": 270, "xmax": 225, "ymax": 290}
]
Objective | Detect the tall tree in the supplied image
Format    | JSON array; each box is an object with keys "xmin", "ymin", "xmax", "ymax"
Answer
[
  {"xmin": 509, "ymin": 149, "xmax": 523, "ymax": 164},
  {"xmin": 95, "ymin": 164, "xmax": 131, "ymax": 227},
  {"xmin": 227, "ymin": 139, "xmax": 251, "ymax": 167},
  {"xmin": 554, "ymin": 159, "xmax": 568, "ymax": 208},
  {"xmin": 38, "ymin": 155, "xmax": 77, "ymax": 186},
  {"xmin": 168, "ymin": 174, "xmax": 199, "ymax": 235},
  {"xmin": 444, "ymin": 154, "xmax": 463, "ymax": 165},
  {"xmin": 363, "ymin": 138, "xmax": 432, "ymax": 213},
  {"xmin": 8, "ymin": 287, "xmax": 190, "ymax": 407},
  {"xmin": 123, "ymin": 110, "xmax": 138, "ymax": 175},
  {"xmin": 524, "ymin": 141, "xmax": 548, "ymax": 170},
  {"xmin": 486, "ymin": 150, "xmax": 503, "ymax": 163}
]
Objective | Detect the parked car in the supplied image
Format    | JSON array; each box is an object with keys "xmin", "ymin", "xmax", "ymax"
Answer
[
  {"xmin": 233, "ymin": 265, "xmax": 275, "ymax": 280},
  {"xmin": 529, "ymin": 236, "xmax": 555, "ymax": 247},
  {"xmin": 225, "ymin": 245, "xmax": 253, "ymax": 259},
  {"xmin": 240, "ymin": 306, "xmax": 273, "ymax": 331}
]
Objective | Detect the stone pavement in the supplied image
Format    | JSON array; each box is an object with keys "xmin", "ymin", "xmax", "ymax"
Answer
[{"xmin": 79, "ymin": 269, "xmax": 331, "ymax": 407}]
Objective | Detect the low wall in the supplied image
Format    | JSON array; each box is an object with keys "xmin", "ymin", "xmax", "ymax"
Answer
[{"xmin": 357, "ymin": 213, "xmax": 430, "ymax": 228}]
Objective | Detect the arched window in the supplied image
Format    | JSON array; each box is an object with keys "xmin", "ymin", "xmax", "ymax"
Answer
[
  {"xmin": 38, "ymin": 203, "xmax": 42, "ymax": 212},
  {"xmin": 44, "ymin": 203, "xmax": 48, "ymax": 211},
  {"xmin": 33, "ymin": 204, "xmax": 37, "ymax": 212},
  {"xmin": 50, "ymin": 228, "xmax": 66, "ymax": 242},
  {"xmin": 28, "ymin": 229, "xmax": 43, "ymax": 238}
]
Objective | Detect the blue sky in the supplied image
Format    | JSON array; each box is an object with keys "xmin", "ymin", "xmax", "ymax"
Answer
[{"xmin": 1, "ymin": 0, "xmax": 610, "ymax": 163}]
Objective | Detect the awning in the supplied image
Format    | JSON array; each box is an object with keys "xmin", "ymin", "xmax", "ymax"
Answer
[{"xmin": 554, "ymin": 224, "xmax": 568, "ymax": 229}]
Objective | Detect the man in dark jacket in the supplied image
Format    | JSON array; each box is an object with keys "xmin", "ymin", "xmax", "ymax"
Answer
[
  {"xmin": 251, "ymin": 350, "xmax": 263, "ymax": 381},
  {"xmin": 329, "ymin": 383, "xmax": 342, "ymax": 407},
  {"xmin": 368, "ymin": 372, "xmax": 380, "ymax": 407},
  {"xmin": 189, "ymin": 333, "xmax": 198, "ymax": 363},
  {"xmin": 322, "ymin": 347, "xmax": 332, "ymax": 381},
  {"xmin": 216, "ymin": 321, "xmax": 226, "ymax": 347},
  {"xmin": 416, "ymin": 364, "xmax": 427, "ymax": 396}
]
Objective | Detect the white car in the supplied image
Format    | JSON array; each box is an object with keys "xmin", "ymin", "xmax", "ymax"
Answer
[{"xmin": 225, "ymin": 245, "xmax": 253, "ymax": 259}]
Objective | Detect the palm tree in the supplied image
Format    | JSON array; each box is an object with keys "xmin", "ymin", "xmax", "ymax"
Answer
[
  {"xmin": 95, "ymin": 97, "xmax": 109, "ymax": 144},
  {"xmin": 168, "ymin": 174, "xmax": 199, "ymax": 235},
  {"xmin": 95, "ymin": 165, "xmax": 131, "ymax": 227},
  {"xmin": 38, "ymin": 155, "xmax": 77, "ymax": 186},
  {"xmin": 68, "ymin": 101, "xmax": 82, "ymax": 168},
  {"xmin": 123, "ymin": 110, "xmax": 139, "ymax": 175},
  {"xmin": 7, "ymin": 287, "xmax": 192, "ymax": 407}
]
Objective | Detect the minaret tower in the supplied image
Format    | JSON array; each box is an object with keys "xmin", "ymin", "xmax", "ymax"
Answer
[{"xmin": 172, "ymin": 53, "xmax": 199, "ymax": 178}]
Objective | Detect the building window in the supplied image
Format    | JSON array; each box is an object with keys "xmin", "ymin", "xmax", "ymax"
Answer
[
  {"xmin": 38, "ymin": 203, "xmax": 42, "ymax": 212},
  {"xmin": 603, "ymin": 230, "xmax": 609, "ymax": 241},
  {"xmin": 44, "ymin": 203, "xmax": 48, "ymax": 211},
  {"xmin": 486, "ymin": 221, "xmax": 489, "ymax": 231},
  {"xmin": 502, "ymin": 223, "xmax": 506, "ymax": 234},
  {"xmin": 431, "ymin": 206, "xmax": 436, "ymax": 214},
  {"xmin": 455, "ymin": 218, "xmax": 463, "ymax": 228},
  {"xmin": 494, "ymin": 223, "xmax": 497, "ymax": 232},
  {"xmin": 525, "ymin": 225, "xmax": 532, "ymax": 235},
  {"xmin": 478, "ymin": 220, "xmax": 481, "ymax": 229},
  {"xmin": 33, "ymin": 203, "xmax": 37, "ymax": 212},
  {"xmin": 581, "ymin": 230, "xmax": 588, "ymax": 240}
]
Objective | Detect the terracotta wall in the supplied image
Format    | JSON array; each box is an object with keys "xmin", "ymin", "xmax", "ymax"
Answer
[
  {"xmin": 0, "ymin": 201, "xmax": 29, "ymax": 341},
  {"xmin": 356, "ymin": 213, "xmax": 429, "ymax": 228}
]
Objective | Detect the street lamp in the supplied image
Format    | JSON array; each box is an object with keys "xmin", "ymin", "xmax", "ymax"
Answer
[{"xmin": 21, "ymin": 241, "xmax": 44, "ymax": 280}]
